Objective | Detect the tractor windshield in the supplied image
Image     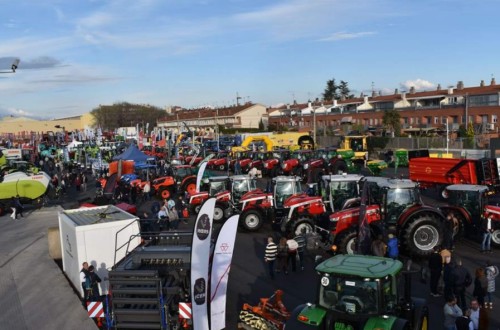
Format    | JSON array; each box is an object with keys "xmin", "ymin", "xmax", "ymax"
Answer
[
  {"xmin": 448, "ymin": 190, "xmax": 482, "ymax": 218},
  {"xmin": 383, "ymin": 188, "xmax": 416, "ymax": 223},
  {"xmin": 275, "ymin": 180, "xmax": 301, "ymax": 208},
  {"xmin": 349, "ymin": 138, "xmax": 364, "ymax": 152},
  {"xmin": 329, "ymin": 180, "xmax": 358, "ymax": 211},
  {"xmin": 232, "ymin": 178, "xmax": 257, "ymax": 202},
  {"xmin": 209, "ymin": 181, "xmax": 227, "ymax": 196},
  {"xmin": 319, "ymin": 276, "xmax": 379, "ymax": 315}
]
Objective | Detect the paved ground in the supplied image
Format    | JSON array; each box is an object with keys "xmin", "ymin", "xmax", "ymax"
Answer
[{"xmin": 0, "ymin": 207, "xmax": 97, "ymax": 330}]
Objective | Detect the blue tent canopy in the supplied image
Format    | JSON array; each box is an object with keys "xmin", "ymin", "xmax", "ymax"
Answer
[{"xmin": 112, "ymin": 144, "xmax": 149, "ymax": 162}]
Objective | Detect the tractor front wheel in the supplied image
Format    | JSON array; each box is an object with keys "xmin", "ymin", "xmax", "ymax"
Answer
[
  {"xmin": 160, "ymin": 188, "xmax": 173, "ymax": 200},
  {"xmin": 213, "ymin": 204, "xmax": 226, "ymax": 223},
  {"xmin": 290, "ymin": 218, "xmax": 315, "ymax": 236},
  {"xmin": 336, "ymin": 229, "xmax": 358, "ymax": 255},
  {"xmin": 240, "ymin": 210, "xmax": 264, "ymax": 232},
  {"xmin": 403, "ymin": 214, "xmax": 442, "ymax": 257},
  {"xmin": 218, "ymin": 164, "xmax": 226, "ymax": 171},
  {"xmin": 491, "ymin": 227, "xmax": 500, "ymax": 247}
]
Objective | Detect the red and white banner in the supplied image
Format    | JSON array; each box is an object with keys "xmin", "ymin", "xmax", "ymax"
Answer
[
  {"xmin": 210, "ymin": 215, "xmax": 239, "ymax": 330},
  {"xmin": 87, "ymin": 301, "xmax": 104, "ymax": 318},
  {"xmin": 179, "ymin": 302, "xmax": 192, "ymax": 319},
  {"xmin": 190, "ymin": 198, "xmax": 215, "ymax": 330}
]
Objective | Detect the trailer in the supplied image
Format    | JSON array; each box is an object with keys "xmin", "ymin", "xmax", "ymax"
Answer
[{"xmin": 409, "ymin": 157, "xmax": 500, "ymax": 198}]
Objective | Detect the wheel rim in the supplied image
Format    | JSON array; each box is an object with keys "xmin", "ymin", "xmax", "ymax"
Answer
[
  {"xmin": 186, "ymin": 183, "xmax": 196, "ymax": 195},
  {"xmin": 413, "ymin": 224, "xmax": 440, "ymax": 251},
  {"xmin": 219, "ymin": 164, "xmax": 225, "ymax": 171},
  {"xmin": 244, "ymin": 213, "xmax": 260, "ymax": 229},
  {"xmin": 491, "ymin": 229, "xmax": 500, "ymax": 245},
  {"xmin": 294, "ymin": 222, "xmax": 313, "ymax": 236},
  {"xmin": 213, "ymin": 207, "xmax": 224, "ymax": 222},
  {"xmin": 346, "ymin": 237, "xmax": 356, "ymax": 254},
  {"xmin": 161, "ymin": 189, "xmax": 170, "ymax": 199}
]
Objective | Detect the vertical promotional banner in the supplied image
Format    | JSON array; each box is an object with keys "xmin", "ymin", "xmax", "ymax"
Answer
[
  {"xmin": 196, "ymin": 161, "xmax": 208, "ymax": 193},
  {"xmin": 190, "ymin": 198, "xmax": 215, "ymax": 330},
  {"xmin": 210, "ymin": 215, "xmax": 239, "ymax": 330}
]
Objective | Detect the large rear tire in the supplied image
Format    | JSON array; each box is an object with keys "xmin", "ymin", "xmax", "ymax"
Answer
[
  {"xmin": 336, "ymin": 228, "xmax": 358, "ymax": 255},
  {"xmin": 403, "ymin": 214, "xmax": 442, "ymax": 257},
  {"xmin": 240, "ymin": 210, "xmax": 264, "ymax": 232}
]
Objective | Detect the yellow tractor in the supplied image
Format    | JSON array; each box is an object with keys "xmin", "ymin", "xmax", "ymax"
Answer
[{"xmin": 338, "ymin": 135, "xmax": 368, "ymax": 167}]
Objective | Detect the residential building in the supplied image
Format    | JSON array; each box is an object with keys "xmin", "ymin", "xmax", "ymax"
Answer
[{"xmin": 268, "ymin": 79, "xmax": 500, "ymax": 136}]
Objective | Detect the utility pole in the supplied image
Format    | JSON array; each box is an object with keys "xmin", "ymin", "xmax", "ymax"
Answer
[{"xmin": 236, "ymin": 92, "xmax": 242, "ymax": 106}]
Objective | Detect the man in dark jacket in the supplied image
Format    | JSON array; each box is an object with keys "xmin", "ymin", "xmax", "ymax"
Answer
[
  {"xmin": 452, "ymin": 258, "xmax": 472, "ymax": 311},
  {"xmin": 429, "ymin": 246, "xmax": 443, "ymax": 297},
  {"xmin": 87, "ymin": 265, "xmax": 102, "ymax": 302}
]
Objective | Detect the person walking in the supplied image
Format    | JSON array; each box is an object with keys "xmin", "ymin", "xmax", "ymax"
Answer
[
  {"xmin": 485, "ymin": 260, "xmax": 498, "ymax": 309},
  {"xmin": 81, "ymin": 174, "xmax": 87, "ymax": 192},
  {"xmin": 143, "ymin": 181, "xmax": 151, "ymax": 201},
  {"xmin": 167, "ymin": 204, "xmax": 179, "ymax": 230},
  {"xmin": 371, "ymin": 234, "xmax": 387, "ymax": 257},
  {"xmin": 480, "ymin": 215, "xmax": 493, "ymax": 253},
  {"xmin": 10, "ymin": 197, "xmax": 17, "ymax": 220},
  {"xmin": 443, "ymin": 259, "xmax": 456, "ymax": 300},
  {"xmin": 293, "ymin": 229, "xmax": 307, "ymax": 271},
  {"xmin": 473, "ymin": 267, "xmax": 488, "ymax": 307},
  {"xmin": 87, "ymin": 265, "xmax": 102, "ymax": 302},
  {"xmin": 444, "ymin": 295, "xmax": 463, "ymax": 330},
  {"xmin": 429, "ymin": 246, "xmax": 443, "ymax": 297},
  {"xmin": 14, "ymin": 195, "xmax": 24, "ymax": 219},
  {"xmin": 287, "ymin": 237, "xmax": 298, "ymax": 273},
  {"xmin": 264, "ymin": 237, "xmax": 278, "ymax": 280},
  {"xmin": 277, "ymin": 237, "xmax": 289, "ymax": 275},
  {"xmin": 75, "ymin": 174, "xmax": 81, "ymax": 192},
  {"xmin": 79, "ymin": 262, "xmax": 90, "ymax": 306},
  {"xmin": 386, "ymin": 233, "xmax": 399, "ymax": 259},
  {"xmin": 157, "ymin": 206, "xmax": 168, "ymax": 231},
  {"xmin": 452, "ymin": 258, "xmax": 473, "ymax": 311},
  {"xmin": 443, "ymin": 215, "xmax": 455, "ymax": 251},
  {"xmin": 234, "ymin": 158, "xmax": 241, "ymax": 175}
]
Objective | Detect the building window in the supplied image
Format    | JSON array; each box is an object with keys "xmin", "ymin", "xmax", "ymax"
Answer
[
  {"xmin": 434, "ymin": 117, "xmax": 439, "ymax": 124},
  {"xmin": 492, "ymin": 115, "xmax": 498, "ymax": 123},
  {"xmin": 452, "ymin": 116, "xmax": 458, "ymax": 124},
  {"xmin": 441, "ymin": 116, "xmax": 447, "ymax": 124},
  {"xmin": 374, "ymin": 102, "xmax": 394, "ymax": 110},
  {"xmin": 448, "ymin": 97, "xmax": 458, "ymax": 104},
  {"xmin": 468, "ymin": 94, "xmax": 499, "ymax": 106},
  {"xmin": 461, "ymin": 116, "xmax": 466, "ymax": 124}
]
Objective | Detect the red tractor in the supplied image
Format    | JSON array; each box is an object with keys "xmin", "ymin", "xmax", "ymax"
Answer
[
  {"xmin": 239, "ymin": 176, "xmax": 326, "ymax": 234},
  {"xmin": 243, "ymin": 151, "xmax": 270, "ymax": 173},
  {"xmin": 439, "ymin": 184, "xmax": 500, "ymax": 246},
  {"xmin": 206, "ymin": 151, "xmax": 230, "ymax": 171},
  {"xmin": 262, "ymin": 150, "xmax": 290, "ymax": 177},
  {"xmin": 152, "ymin": 165, "xmax": 198, "ymax": 199},
  {"xmin": 188, "ymin": 175, "xmax": 257, "ymax": 222},
  {"xmin": 328, "ymin": 177, "xmax": 446, "ymax": 257},
  {"xmin": 302, "ymin": 148, "xmax": 343, "ymax": 182},
  {"xmin": 280, "ymin": 150, "xmax": 313, "ymax": 177},
  {"xmin": 319, "ymin": 174, "xmax": 364, "ymax": 212},
  {"xmin": 229, "ymin": 150, "xmax": 251, "ymax": 172}
]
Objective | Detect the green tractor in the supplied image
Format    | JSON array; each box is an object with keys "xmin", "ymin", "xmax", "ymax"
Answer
[{"xmin": 286, "ymin": 255, "xmax": 429, "ymax": 330}]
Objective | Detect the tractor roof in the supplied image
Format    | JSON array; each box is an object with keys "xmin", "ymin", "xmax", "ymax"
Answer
[
  {"xmin": 446, "ymin": 184, "xmax": 489, "ymax": 192},
  {"xmin": 322, "ymin": 174, "xmax": 364, "ymax": 182},
  {"xmin": 208, "ymin": 176, "xmax": 229, "ymax": 182},
  {"xmin": 316, "ymin": 255, "xmax": 402, "ymax": 278},
  {"xmin": 272, "ymin": 175, "xmax": 301, "ymax": 183},
  {"xmin": 365, "ymin": 177, "xmax": 417, "ymax": 189},
  {"xmin": 230, "ymin": 175, "xmax": 253, "ymax": 181}
]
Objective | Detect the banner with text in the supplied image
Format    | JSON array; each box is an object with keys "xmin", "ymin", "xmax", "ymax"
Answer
[{"xmin": 190, "ymin": 198, "xmax": 215, "ymax": 330}]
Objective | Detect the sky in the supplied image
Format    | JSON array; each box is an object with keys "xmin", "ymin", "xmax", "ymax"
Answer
[{"xmin": 1, "ymin": 0, "xmax": 500, "ymax": 119}]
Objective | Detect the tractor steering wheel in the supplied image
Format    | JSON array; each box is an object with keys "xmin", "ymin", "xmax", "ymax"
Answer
[{"xmin": 339, "ymin": 295, "xmax": 364, "ymax": 313}]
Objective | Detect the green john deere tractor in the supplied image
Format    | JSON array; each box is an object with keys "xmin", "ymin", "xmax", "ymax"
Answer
[{"xmin": 286, "ymin": 255, "xmax": 428, "ymax": 330}]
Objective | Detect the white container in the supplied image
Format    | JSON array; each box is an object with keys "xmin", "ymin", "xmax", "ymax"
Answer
[{"xmin": 59, "ymin": 205, "xmax": 141, "ymax": 297}]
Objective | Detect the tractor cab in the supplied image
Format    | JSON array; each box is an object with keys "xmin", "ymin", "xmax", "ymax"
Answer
[
  {"xmin": 366, "ymin": 177, "xmax": 421, "ymax": 225},
  {"xmin": 287, "ymin": 255, "xmax": 429, "ymax": 330},
  {"xmin": 273, "ymin": 176, "xmax": 303, "ymax": 209},
  {"xmin": 445, "ymin": 184, "xmax": 489, "ymax": 219},
  {"xmin": 206, "ymin": 176, "xmax": 230, "ymax": 196},
  {"xmin": 230, "ymin": 175, "xmax": 257, "ymax": 204},
  {"xmin": 172, "ymin": 165, "xmax": 197, "ymax": 183},
  {"xmin": 320, "ymin": 174, "xmax": 363, "ymax": 212}
]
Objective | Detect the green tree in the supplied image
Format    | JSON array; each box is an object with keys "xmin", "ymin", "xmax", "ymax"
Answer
[
  {"xmin": 339, "ymin": 80, "xmax": 353, "ymax": 99},
  {"xmin": 90, "ymin": 102, "xmax": 166, "ymax": 131},
  {"xmin": 258, "ymin": 119, "xmax": 265, "ymax": 130},
  {"xmin": 322, "ymin": 78, "xmax": 338, "ymax": 101},
  {"xmin": 382, "ymin": 109, "xmax": 401, "ymax": 136}
]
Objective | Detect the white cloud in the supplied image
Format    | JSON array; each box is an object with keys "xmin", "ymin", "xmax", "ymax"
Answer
[
  {"xmin": 400, "ymin": 79, "xmax": 435, "ymax": 91},
  {"xmin": 318, "ymin": 31, "xmax": 376, "ymax": 42}
]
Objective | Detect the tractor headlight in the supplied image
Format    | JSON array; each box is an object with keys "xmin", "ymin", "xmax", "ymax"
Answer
[{"xmin": 303, "ymin": 164, "xmax": 309, "ymax": 170}]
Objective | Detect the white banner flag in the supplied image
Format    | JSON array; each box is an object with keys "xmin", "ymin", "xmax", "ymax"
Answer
[
  {"xmin": 196, "ymin": 161, "xmax": 208, "ymax": 193},
  {"xmin": 210, "ymin": 215, "xmax": 239, "ymax": 330},
  {"xmin": 190, "ymin": 198, "xmax": 215, "ymax": 330}
]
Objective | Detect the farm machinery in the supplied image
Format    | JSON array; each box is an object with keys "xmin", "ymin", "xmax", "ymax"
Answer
[
  {"xmin": 328, "ymin": 177, "xmax": 446, "ymax": 256},
  {"xmin": 152, "ymin": 165, "xmax": 198, "ymax": 199},
  {"xmin": 188, "ymin": 175, "xmax": 257, "ymax": 222},
  {"xmin": 439, "ymin": 184, "xmax": 500, "ymax": 246},
  {"xmin": 239, "ymin": 290, "xmax": 291, "ymax": 330},
  {"xmin": 238, "ymin": 176, "xmax": 326, "ymax": 234},
  {"xmin": 108, "ymin": 231, "xmax": 193, "ymax": 330},
  {"xmin": 286, "ymin": 255, "xmax": 429, "ymax": 330}
]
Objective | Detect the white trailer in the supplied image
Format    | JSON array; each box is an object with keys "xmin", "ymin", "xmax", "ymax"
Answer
[{"xmin": 58, "ymin": 205, "xmax": 141, "ymax": 297}]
